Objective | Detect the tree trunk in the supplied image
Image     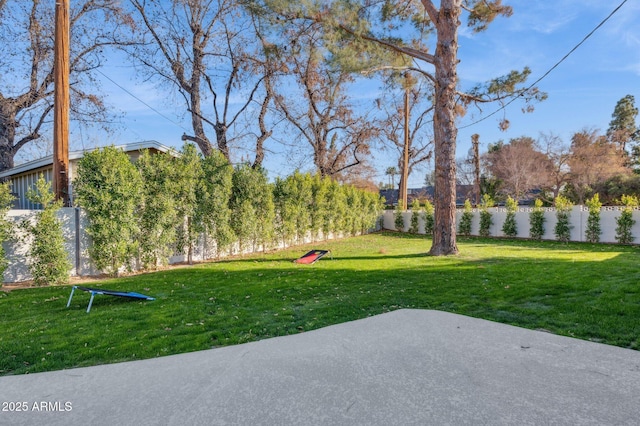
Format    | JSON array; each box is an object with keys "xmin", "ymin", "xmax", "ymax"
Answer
[
  {"xmin": 214, "ymin": 122, "xmax": 230, "ymax": 161},
  {"xmin": 399, "ymin": 85, "xmax": 409, "ymax": 209},
  {"xmin": 189, "ymin": 86, "xmax": 214, "ymax": 158},
  {"xmin": 253, "ymin": 77, "xmax": 273, "ymax": 169},
  {"xmin": 429, "ymin": 0, "xmax": 460, "ymax": 256},
  {"xmin": 0, "ymin": 141, "xmax": 15, "ymax": 172},
  {"xmin": 0, "ymin": 106, "xmax": 16, "ymax": 171},
  {"xmin": 472, "ymin": 134, "xmax": 480, "ymax": 206}
]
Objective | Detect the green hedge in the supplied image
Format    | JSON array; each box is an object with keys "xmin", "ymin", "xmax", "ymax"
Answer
[{"xmin": 74, "ymin": 144, "xmax": 383, "ymax": 273}]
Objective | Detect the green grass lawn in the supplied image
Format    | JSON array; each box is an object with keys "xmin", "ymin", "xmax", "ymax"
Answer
[{"xmin": 2, "ymin": 231, "xmax": 640, "ymax": 376}]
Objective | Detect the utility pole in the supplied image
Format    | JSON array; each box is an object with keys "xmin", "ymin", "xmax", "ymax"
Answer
[
  {"xmin": 399, "ymin": 73, "xmax": 410, "ymax": 210},
  {"xmin": 53, "ymin": 0, "xmax": 70, "ymax": 206},
  {"xmin": 471, "ymin": 134, "xmax": 480, "ymax": 207}
]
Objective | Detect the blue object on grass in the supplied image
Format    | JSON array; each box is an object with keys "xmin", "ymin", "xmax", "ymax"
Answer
[{"xmin": 66, "ymin": 285, "xmax": 155, "ymax": 313}]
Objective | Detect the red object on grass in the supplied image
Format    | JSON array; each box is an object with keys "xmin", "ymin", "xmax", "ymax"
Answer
[{"xmin": 294, "ymin": 250, "xmax": 330, "ymax": 264}]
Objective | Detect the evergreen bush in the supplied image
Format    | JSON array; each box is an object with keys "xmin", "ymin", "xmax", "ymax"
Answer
[
  {"xmin": 72, "ymin": 145, "xmax": 382, "ymax": 274},
  {"xmin": 344, "ymin": 185, "xmax": 362, "ymax": 236},
  {"xmin": 394, "ymin": 199, "xmax": 405, "ymax": 232},
  {"xmin": 554, "ymin": 195, "xmax": 574, "ymax": 243},
  {"xmin": 423, "ymin": 199, "xmax": 435, "ymax": 235},
  {"xmin": 310, "ymin": 174, "xmax": 331, "ymax": 241},
  {"xmin": 22, "ymin": 176, "xmax": 71, "ymax": 286},
  {"xmin": 409, "ymin": 198, "xmax": 421, "ymax": 234},
  {"xmin": 74, "ymin": 146, "xmax": 143, "ymax": 275},
  {"xmin": 363, "ymin": 190, "xmax": 385, "ymax": 234},
  {"xmin": 502, "ymin": 196, "xmax": 518, "ymax": 237},
  {"xmin": 173, "ymin": 144, "xmax": 205, "ymax": 264},
  {"xmin": 0, "ymin": 182, "xmax": 14, "ymax": 283},
  {"xmin": 615, "ymin": 195, "xmax": 638, "ymax": 244},
  {"xmin": 274, "ymin": 173, "xmax": 303, "ymax": 246},
  {"xmin": 458, "ymin": 199, "xmax": 473, "ymax": 236},
  {"xmin": 529, "ymin": 199, "xmax": 545, "ymax": 240},
  {"xmin": 230, "ymin": 164, "xmax": 274, "ymax": 252},
  {"xmin": 585, "ymin": 194, "xmax": 602, "ymax": 243},
  {"xmin": 479, "ymin": 194, "xmax": 494, "ymax": 237},
  {"xmin": 198, "ymin": 150, "xmax": 234, "ymax": 257},
  {"xmin": 136, "ymin": 150, "xmax": 180, "ymax": 269},
  {"xmin": 326, "ymin": 179, "xmax": 347, "ymax": 236}
]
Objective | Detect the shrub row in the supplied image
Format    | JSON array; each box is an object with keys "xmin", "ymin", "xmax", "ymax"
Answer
[
  {"xmin": 74, "ymin": 145, "xmax": 383, "ymax": 276},
  {"xmin": 395, "ymin": 199, "xmax": 435, "ymax": 235},
  {"xmin": 454, "ymin": 194, "xmax": 638, "ymax": 245}
]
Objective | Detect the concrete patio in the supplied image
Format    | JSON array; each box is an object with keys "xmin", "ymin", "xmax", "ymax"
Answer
[{"xmin": 1, "ymin": 309, "xmax": 639, "ymax": 425}]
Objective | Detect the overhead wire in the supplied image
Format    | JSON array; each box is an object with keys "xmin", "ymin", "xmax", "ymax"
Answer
[
  {"xmin": 458, "ymin": 0, "xmax": 630, "ymax": 130},
  {"xmin": 95, "ymin": 68, "xmax": 191, "ymax": 134}
]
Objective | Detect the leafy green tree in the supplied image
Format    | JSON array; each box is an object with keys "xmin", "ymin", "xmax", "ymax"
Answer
[
  {"xmin": 585, "ymin": 194, "xmax": 602, "ymax": 243},
  {"xmin": 230, "ymin": 164, "xmax": 257, "ymax": 252},
  {"xmin": 230, "ymin": 164, "xmax": 274, "ymax": 251},
  {"xmin": 554, "ymin": 195, "xmax": 574, "ymax": 243},
  {"xmin": 296, "ymin": 172, "xmax": 315, "ymax": 240},
  {"xmin": 231, "ymin": 199, "xmax": 257, "ymax": 253},
  {"xmin": 0, "ymin": 182, "xmax": 14, "ymax": 282},
  {"xmin": 253, "ymin": 170, "xmax": 276, "ymax": 250},
  {"xmin": 344, "ymin": 185, "xmax": 364, "ymax": 236},
  {"xmin": 199, "ymin": 151, "xmax": 235, "ymax": 257},
  {"xmin": 362, "ymin": 190, "xmax": 384, "ymax": 233},
  {"xmin": 22, "ymin": 175, "xmax": 71, "ymax": 286},
  {"xmin": 590, "ymin": 174, "xmax": 640, "ymax": 205},
  {"xmin": 174, "ymin": 143, "xmax": 204, "ymax": 264},
  {"xmin": 409, "ymin": 198, "xmax": 422, "ymax": 234},
  {"xmin": 310, "ymin": 174, "xmax": 331, "ymax": 240},
  {"xmin": 607, "ymin": 94, "xmax": 639, "ymax": 166},
  {"xmin": 274, "ymin": 174, "xmax": 302, "ymax": 246},
  {"xmin": 458, "ymin": 199, "xmax": 473, "ymax": 236},
  {"xmin": 136, "ymin": 150, "xmax": 179, "ymax": 269},
  {"xmin": 501, "ymin": 196, "xmax": 518, "ymax": 237},
  {"xmin": 616, "ymin": 195, "xmax": 638, "ymax": 244},
  {"xmin": 74, "ymin": 146, "xmax": 143, "ymax": 276},
  {"xmin": 280, "ymin": 171, "xmax": 313, "ymax": 243},
  {"xmin": 326, "ymin": 179, "xmax": 348, "ymax": 235},
  {"xmin": 529, "ymin": 199, "xmax": 545, "ymax": 240},
  {"xmin": 479, "ymin": 194, "xmax": 494, "ymax": 237}
]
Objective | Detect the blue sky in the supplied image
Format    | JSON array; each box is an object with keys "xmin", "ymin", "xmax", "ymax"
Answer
[
  {"xmin": 91, "ymin": 0, "xmax": 639, "ymax": 188},
  {"xmin": 453, "ymin": 0, "xmax": 640, "ymax": 184}
]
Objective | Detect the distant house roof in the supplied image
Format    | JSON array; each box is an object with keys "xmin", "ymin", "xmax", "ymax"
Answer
[
  {"xmin": 0, "ymin": 140, "xmax": 173, "ymax": 180},
  {"xmin": 380, "ymin": 185, "xmax": 474, "ymax": 207},
  {"xmin": 0, "ymin": 140, "xmax": 174, "ymax": 209}
]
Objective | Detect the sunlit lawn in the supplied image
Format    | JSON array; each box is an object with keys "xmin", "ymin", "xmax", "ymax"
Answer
[{"xmin": 2, "ymin": 231, "xmax": 639, "ymax": 376}]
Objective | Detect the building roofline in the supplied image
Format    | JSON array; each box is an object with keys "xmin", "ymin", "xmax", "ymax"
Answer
[{"xmin": 0, "ymin": 140, "xmax": 174, "ymax": 179}]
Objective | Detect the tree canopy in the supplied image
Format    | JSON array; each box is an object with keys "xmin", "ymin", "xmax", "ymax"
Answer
[{"xmin": 254, "ymin": 0, "xmax": 545, "ymax": 255}]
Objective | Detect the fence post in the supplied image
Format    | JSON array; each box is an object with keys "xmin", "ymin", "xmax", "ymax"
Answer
[{"xmin": 75, "ymin": 207, "xmax": 81, "ymax": 276}]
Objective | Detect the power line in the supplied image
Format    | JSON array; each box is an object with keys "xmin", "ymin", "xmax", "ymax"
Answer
[
  {"xmin": 95, "ymin": 68, "xmax": 191, "ymax": 134},
  {"xmin": 459, "ymin": 0, "xmax": 630, "ymax": 130}
]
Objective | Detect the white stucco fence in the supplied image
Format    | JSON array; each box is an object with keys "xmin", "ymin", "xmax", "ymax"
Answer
[
  {"xmin": 382, "ymin": 206, "xmax": 640, "ymax": 244},
  {"xmin": 1, "ymin": 208, "xmax": 359, "ymax": 284},
  {"xmin": 3, "ymin": 206, "xmax": 638, "ymax": 284},
  {"xmin": 4, "ymin": 208, "xmax": 96, "ymax": 283}
]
